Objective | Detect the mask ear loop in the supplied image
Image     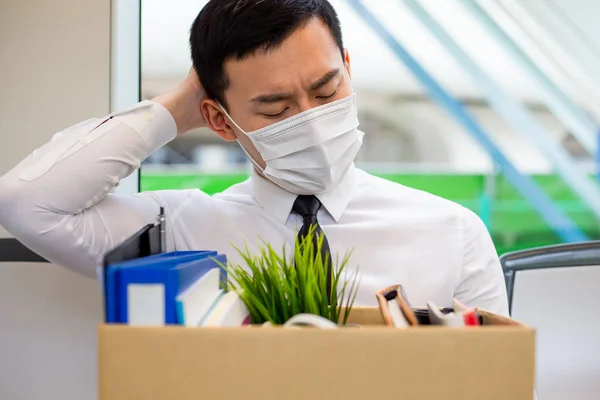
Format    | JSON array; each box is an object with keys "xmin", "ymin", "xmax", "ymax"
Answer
[
  {"xmin": 216, "ymin": 102, "xmax": 247, "ymax": 134},
  {"xmin": 216, "ymin": 102, "xmax": 266, "ymax": 174}
]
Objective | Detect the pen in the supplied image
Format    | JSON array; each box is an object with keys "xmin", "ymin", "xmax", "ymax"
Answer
[{"xmin": 157, "ymin": 206, "xmax": 167, "ymax": 253}]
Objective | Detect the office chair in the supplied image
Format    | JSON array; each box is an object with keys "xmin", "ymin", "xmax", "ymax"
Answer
[
  {"xmin": 0, "ymin": 238, "xmax": 49, "ymax": 263},
  {"xmin": 500, "ymin": 241, "xmax": 600, "ymax": 314},
  {"xmin": 501, "ymin": 241, "xmax": 600, "ymax": 400}
]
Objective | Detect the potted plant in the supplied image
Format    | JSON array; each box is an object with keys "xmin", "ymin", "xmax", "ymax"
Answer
[{"xmin": 223, "ymin": 225, "xmax": 361, "ymax": 325}]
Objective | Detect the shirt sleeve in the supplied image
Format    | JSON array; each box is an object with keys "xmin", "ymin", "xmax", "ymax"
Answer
[
  {"xmin": 0, "ymin": 101, "xmax": 179, "ymax": 278},
  {"xmin": 454, "ymin": 207, "xmax": 510, "ymax": 316}
]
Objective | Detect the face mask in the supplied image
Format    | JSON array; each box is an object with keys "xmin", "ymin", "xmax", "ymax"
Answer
[{"xmin": 220, "ymin": 94, "xmax": 364, "ymax": 195}]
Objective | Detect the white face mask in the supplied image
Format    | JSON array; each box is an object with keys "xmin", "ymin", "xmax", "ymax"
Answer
[{"xmin": 220, "ymin": 94, "xmax": 364, "ymax": 195}]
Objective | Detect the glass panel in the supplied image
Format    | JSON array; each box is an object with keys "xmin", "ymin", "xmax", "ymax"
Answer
[{"xmin": 139, "ymin": 0, "xmax": 600, "ymax": 252}]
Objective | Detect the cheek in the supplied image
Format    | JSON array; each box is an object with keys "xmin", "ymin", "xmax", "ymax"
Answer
[
  {"xmin": 338, "ymin": 84, "xmax": 353, "ymax": 98},
  {"xmin": 227, "ymin": 104, "xmax": 273, "ymax": 133},
  {"xmin": 241, "ymin": 117, "xmax": 274, "ymax": 133}
]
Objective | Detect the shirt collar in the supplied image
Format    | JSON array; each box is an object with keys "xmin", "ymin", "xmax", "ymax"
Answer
[{"xmin": 252, "ymin": 166, "xmax": 356, "ymax": 224}]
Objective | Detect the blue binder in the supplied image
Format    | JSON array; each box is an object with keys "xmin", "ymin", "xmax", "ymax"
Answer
[
  {"xmin": 101, "ymin": 222, "xmax": 164, "ymax": 321},
  {"xmin": 105, "ymin": 251, "xmax": 209, "ymax": 323},
  {"xmin": 105, "ymin": 251, "xmax": 227, "ymax": 324}
]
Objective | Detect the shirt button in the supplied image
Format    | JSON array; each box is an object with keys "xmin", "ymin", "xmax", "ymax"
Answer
[
  {"xmin": 144, "ymin": 112, "xmax": 153, "ymax": 121},
  {"xmin": 80, "ymin": 137, "xmax": 91, "ymax": 145}
]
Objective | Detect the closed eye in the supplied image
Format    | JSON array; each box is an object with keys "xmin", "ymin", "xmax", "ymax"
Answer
[
  {"xmin": 262, "ymin": 108, "xmax": 289, "ymax": 118},
  {"xmin": 316, "ymin": 88, "xmax": 339, "ymax": 100}
]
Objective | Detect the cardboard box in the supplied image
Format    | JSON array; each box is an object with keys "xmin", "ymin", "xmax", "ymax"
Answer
[{"xmin": 99, "ymin": 307, "xmax": 535, "ymax": 400}]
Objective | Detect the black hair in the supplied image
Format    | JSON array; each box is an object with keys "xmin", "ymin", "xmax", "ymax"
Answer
[{"xmin": 190, "ymin": 0, "xmax": 345, "ymax": 109}]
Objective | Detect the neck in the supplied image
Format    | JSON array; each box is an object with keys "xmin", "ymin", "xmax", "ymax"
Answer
[{"xmin": 253, "ymin": 165, "xmax": 267, "ymax": 180}]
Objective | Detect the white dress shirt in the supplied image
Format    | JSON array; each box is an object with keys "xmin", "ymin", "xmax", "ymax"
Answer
[{"xmin": 0, "ymin": 100, "xmax": 509, "ymax": 314}]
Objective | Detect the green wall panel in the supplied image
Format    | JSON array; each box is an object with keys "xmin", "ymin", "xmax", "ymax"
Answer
[{"xmin": 141, "ymin": 171, "xmax": 600, "ymax": 255}]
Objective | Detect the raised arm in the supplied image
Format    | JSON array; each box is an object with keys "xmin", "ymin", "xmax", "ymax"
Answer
[{"xmin": 0, "ymin": 70, "xmax": 207, "ymax": 277}]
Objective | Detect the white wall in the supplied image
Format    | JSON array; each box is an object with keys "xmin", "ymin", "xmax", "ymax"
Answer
[{"xmin": 0, "ymin": 1, "xmax": 111, "ymax": 399}]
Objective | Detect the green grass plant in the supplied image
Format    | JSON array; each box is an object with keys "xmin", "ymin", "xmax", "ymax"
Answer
[{"xmin": 222, "ymin": 225, "xmax": 361, "ymax": 325}]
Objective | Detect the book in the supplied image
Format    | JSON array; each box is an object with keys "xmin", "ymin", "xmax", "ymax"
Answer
[
  {"xmin": 105, "ymin": 251, "xmax": 217, "ymax": 323},
  {"xmin": 201, "ymin": 291, "xmax": 250, "ymax": 327},
  {"xmin": 376, "ymin": 284, "xmax": 483, "ymax": 327},
  {"xmin": 176, "ymin": 268, "xmax": 224, "ymax": 327},
  {"xmin": 375, "ymin": 284, "xmax": 419, "ymax": 328},
  {"xmin": 100, "ymin": 222, "xmax": 164, "ymax": 320},
  {"xmin": 105, "ymin": 251, "xmax": 227, "ymax": 325}
]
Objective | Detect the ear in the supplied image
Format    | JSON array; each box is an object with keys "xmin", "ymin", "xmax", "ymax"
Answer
[
  {"xmin": 343, "ymin": 48, "xmax": 352, "ymax": 78},
  {"xmin": 201, "ymin": 99, "xmax": 238, "ymax": 142}
]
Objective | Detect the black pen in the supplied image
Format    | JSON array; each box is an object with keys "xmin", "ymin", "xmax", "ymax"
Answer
[{"xmin": 157, "ymin": 206, "xmax": 167, "ymax": 253}]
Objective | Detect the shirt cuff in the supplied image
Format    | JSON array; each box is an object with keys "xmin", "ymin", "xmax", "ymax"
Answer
[{"xmin": 111, "ymin": 100, "xmax": 178, "ymax": 153}]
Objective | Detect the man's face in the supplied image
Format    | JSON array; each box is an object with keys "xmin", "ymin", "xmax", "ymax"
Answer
[{"xmin": 203, "ymin": 18, "xmax": 352, "ymax": 168}]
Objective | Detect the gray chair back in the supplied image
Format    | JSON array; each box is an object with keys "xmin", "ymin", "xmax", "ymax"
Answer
[{"xmin": 501, "ymin": 242, "xmax": 600, "ymax": 400}]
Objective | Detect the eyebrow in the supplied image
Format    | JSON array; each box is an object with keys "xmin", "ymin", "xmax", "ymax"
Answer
[
  {"xmin": 250, "ymin": 69, "xmax": 341, "ymax": 104},
  {"xmin": 309, "ymin": 69, "xmax": 340, "ymax": 91},
  {"xmin": 251, "ymin": 92, "xmax": 294, "ymax": 104}
]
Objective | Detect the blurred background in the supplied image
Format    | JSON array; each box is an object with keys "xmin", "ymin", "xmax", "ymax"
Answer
[
  {"xmin": 140, "ymin": 0, "xmax": 600, "ymax": 255},
  {"xmin": 3, "ymin": 2, "xmax": 600, "ymax": 399}
]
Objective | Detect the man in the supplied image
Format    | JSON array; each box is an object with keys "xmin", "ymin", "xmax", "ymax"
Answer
[{"xmin": 0, "ymin": 0, "xmax": 508, "ymax": 313}]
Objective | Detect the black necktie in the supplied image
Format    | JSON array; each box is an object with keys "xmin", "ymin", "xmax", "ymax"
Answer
[{"xmin": 292, "ymin": 195, "xmax": 333, "ymax": 303}]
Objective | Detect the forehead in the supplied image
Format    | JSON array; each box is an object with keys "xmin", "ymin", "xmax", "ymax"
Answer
[{"xmin": 223, "ymin": 19, "xmax": 343, "ymax": 98}]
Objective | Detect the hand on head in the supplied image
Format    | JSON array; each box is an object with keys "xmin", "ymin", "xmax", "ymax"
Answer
[{"xmin": 152, "ymin": 67, "xmax": 208, "ymax": 136}]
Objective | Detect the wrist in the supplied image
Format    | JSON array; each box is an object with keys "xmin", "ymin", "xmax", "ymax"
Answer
[
  {"xmin": 152, "ymin": 68, "xmax": 207, "ymax": 136},
  {"xmin": 153, "ymin": 90, "xmax": 191, "ymax": 135}
]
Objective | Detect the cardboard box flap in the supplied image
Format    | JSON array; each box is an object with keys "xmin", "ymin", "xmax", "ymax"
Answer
[
  {"xmin": 342, "ymin": 306, "xmax": 385, "ymax": 325},
  {"xmin": 478, "ymin": 309, "xmax": 523, "ymax": 326},
  {"xmin": 344, "ymin": 307, "xmax": 526, "ymax": 327}
]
